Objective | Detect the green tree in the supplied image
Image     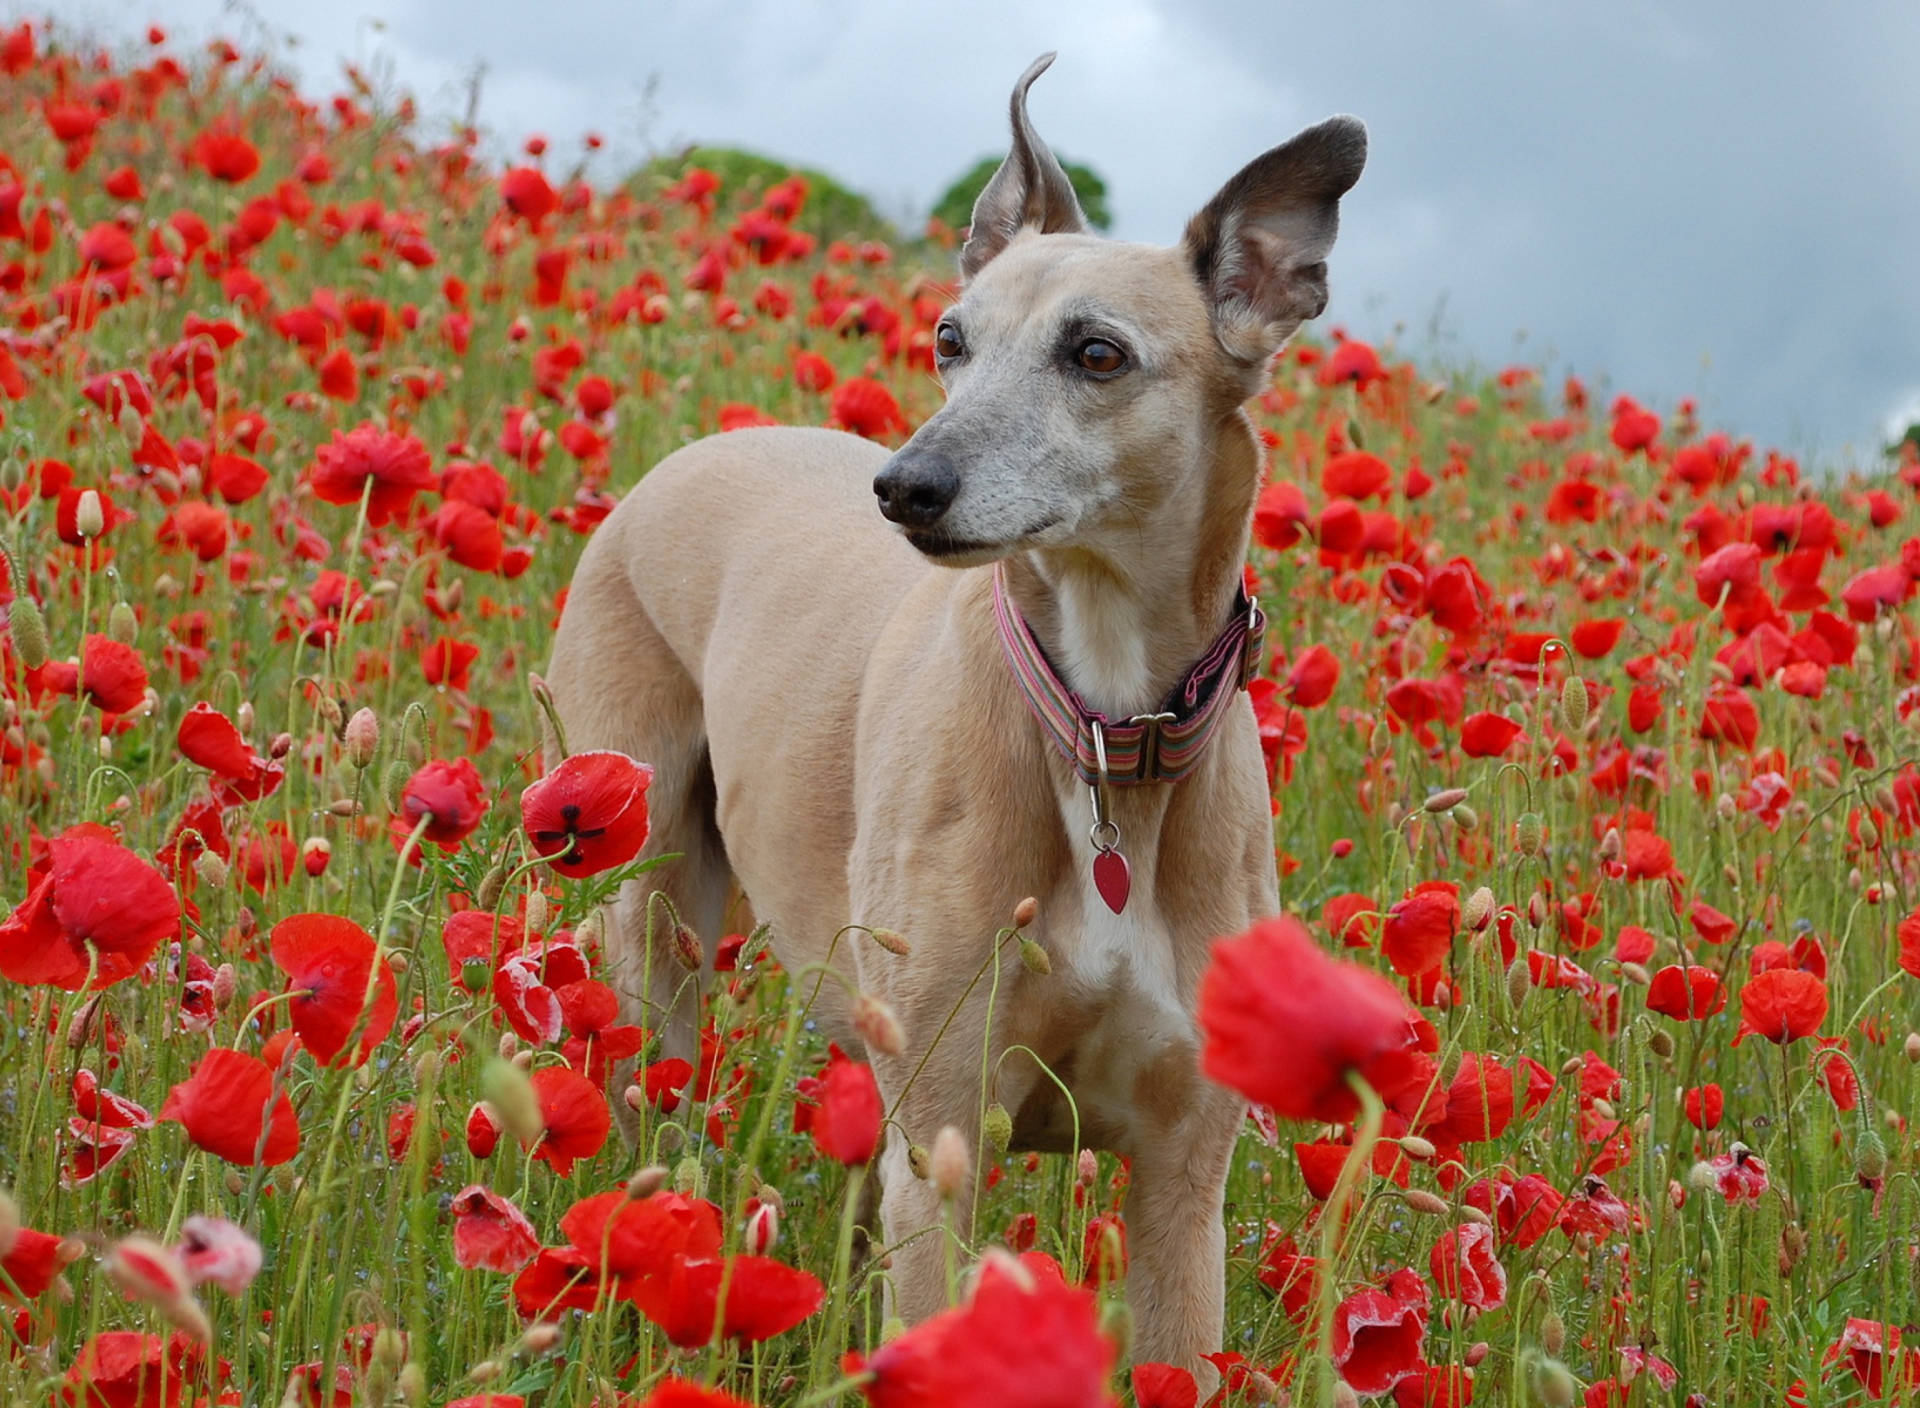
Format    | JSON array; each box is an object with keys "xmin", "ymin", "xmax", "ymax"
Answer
[
  {"xmin": 929, "ymin": 154, "xmax": 1112, "ymax": 234},
  {"xmin": 633, "ymin": 146, "xmax": 896, "ymax": 244}
]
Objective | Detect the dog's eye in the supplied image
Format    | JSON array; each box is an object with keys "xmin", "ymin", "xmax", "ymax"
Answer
[
  {"xmin": 934, "ymin": 324, "xmax": 965, "ymax": 362},
  {"xmin": 1075, "ymin": 339, "xmax": 1127, "ymax": 376}
]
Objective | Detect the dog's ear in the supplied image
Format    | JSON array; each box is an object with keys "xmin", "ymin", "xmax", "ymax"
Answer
[
  {"xmin": 959, "ymin": 53, "xmax": 1087, "ymax": 283},
  {"xmin": 1181, "ymin": 115, "xmax": 1367, "ymax": 364}
]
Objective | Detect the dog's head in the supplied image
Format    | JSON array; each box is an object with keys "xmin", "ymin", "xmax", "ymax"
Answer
[{"xmin": 873, "ymin": 54, "xmax": 1366, "ymax": 566}]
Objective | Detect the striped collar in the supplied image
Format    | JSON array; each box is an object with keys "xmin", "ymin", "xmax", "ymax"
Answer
[{"xmin": 990, "ymin": 560, "xmax": 1266, "ymax": 788}]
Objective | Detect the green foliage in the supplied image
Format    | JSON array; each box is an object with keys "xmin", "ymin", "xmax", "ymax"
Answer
[
  {"xmin": 930, "ymin": 154, "xmax": 1113, "ymax": 233},
  {"xmin": 634, "ymin": 145, "xmax": 896, "ymax": 244}
]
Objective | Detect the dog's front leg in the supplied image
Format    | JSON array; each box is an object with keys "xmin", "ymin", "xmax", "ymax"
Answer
[{"xmin": 1121, "ymin": 1078, "xmax": 1244, "ymax": 1387}]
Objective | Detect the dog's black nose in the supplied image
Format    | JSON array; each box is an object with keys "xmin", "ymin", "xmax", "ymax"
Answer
[{"xmin": 873, "ymin": 450, "xmax": 960, "ymax": 529}]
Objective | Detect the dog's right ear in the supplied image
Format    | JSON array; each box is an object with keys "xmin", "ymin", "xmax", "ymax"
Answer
[
  {"xmin": 1181, "ymin": 115, "xmax": 1367, "ymax": 365},
  {"xmin": 959, "ymin": 53, "xmax": 1087, "ymax": 283}
]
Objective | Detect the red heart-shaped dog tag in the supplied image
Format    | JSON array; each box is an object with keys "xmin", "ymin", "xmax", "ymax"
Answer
[{"xmin": 1093, "ymin": 848, "xmax": 1131, "ymax": 914}]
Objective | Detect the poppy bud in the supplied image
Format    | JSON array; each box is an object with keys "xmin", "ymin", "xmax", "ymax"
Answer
[
  {"xmin": 0, "ymin": 1189, "xmax": 17, "ymax": 1258},
  {"xmin": 470, "ymin": 1361, "xmax": 502, "ymax": 1384},
  {"xmin": 1669, "ymin": 1180, "xmax": 1687, "ymax": 1210},
  {"xmin": 1619, "ymin": 961, "xmax": 1649, "ymax": 986},
  {"xmin": 672, "ymin": 1156, "xmax": 702, "ymax": 1196},
  {"xmin": 1506, "ymin": 957, "xmax": 1531, "ymax": 1010},
  {"xmin": 625, "ymin": 1165, "xmax": 668, "ymax": 1200},
  {"xmin": 474, "ymin": 862, "xmax": 507, "ymax": 911},
  {"xmin": 382, "ymin": 758, "xmax": 410, "ymax": 810},
  {"xmin": 1012, "ymin": 896, "xmax": 1039, "ymax": 928},
  {"xmin": 868, "ymin": 926, "xmax": 910, "ymax": 956},
  {"xmin": 1452, "ymin": 803, "xmax": 1480, "ymax": 833},
  {"xmin": 1715, "ymin": 792, "xmax": 1738, "ymax": 822},
  {"xmin": 1541, "ymin": 1311, "xmax": 1566, "ymax": 1355},
  {"xmin": 1534, "ymin": 1359, "xmax": 1575, "ymax": 1408},
  {"xmin": 745, "ymin": 1201, "xmax": 779, "ymax": 1253},
  {"xmin": 1077, "ymin": 1148, "xmax": 1098, "ymax": 1187},
  {"xmin": 1646, "ymin": 1026, "xmax": 1674, "ymax": 1060},
  {"xmin": 1461, "ymin": 886, "xmax": 1494, "ymax": 932},
  {"xmin": 1591, "ymin": 1097, "xmax": 1616, "ymax": 1121},
  {"xmin": 1905, "ymin": 1032, "xmax": 1920, "ymax": 1062},
  {"xmin": 1245, "ymin": 1370, "xmax": 1280, "ymax": 1404},
  {"xmin": 323, "ymin": 798, "xmax": 363, "ymax": 817},
  {"xmin": 481, "ymin": 1061, "xmax": 543, "ymax": 1145},
  {"xmin": 510, "ymin": 1050, "xmax": 533, "ymax": 1072},
  {"xmin": 74, "ymin": 489, "xmax": 105, "ymax": 539},
  {"xmin": 982, "ymin": 1102, "xmax": 1012, "ymax": 1151},
  {"xmin": 107, "ymin": 600, "xmax": 137, "ymax": 645},
  {"xmin": 1018, "ymin": 935, "xmax": 1052, "ymax": 975},
  {"xmin": 522, "ymin": 1322, "xmax": 561, "ymax": 1354},
  {"xmin": 1332, "ymin": 1382, "xmax": 1360, "ymax": 1408},
  {"xmin": 397, "ymin": 1363, "xmax": 426, "ymax": 1404},
  {"xmin": 300, "ymin": 837, "xmax": 330, "ymax": 877},
  {"xmin": 1399, "ymin": 1134, "xmax": 1437, "ymax": 1161},
  {"xmin": 8, "ymin": 592, "xmax": 48, "ymax": 669},
  {"xmin": 212, "ymin": 963, "xmax": 237, "ymax": 1011},
  {"xmin": 1424, "ymin": 787, "xmax": 1469, "ymax": 813},
  {"xmin": 497, "ymin": 1031, "xmax": 519, "ymax": 1060},
  {"xmin": 1779, "ymin": 1223, "xmax": 1806, "ymax": 1272},
  {"xmin": 106, "ymin": 1236, "xmax": 209, "ymax": 1342},
  {"xmin": 1466, "ymin": 1341, "xmax": 1489, "ymax": 1368},
  {"xmin": 524, "ymin": 889, "xmax": 550, "ymax": 935},
  {"xmin": 930, "ymin": 1126, "xmax": 970, "ymax": 1197},
  {"xmin": 1402, "ymin": 1189, "xmax": 1448, "ymax": 1216},
  {"xmin": 66, "ymin": 994, "xmax": 104, "ymax": 1050},
  {"xmin": 907, "ymin": 1143, "xmax": 930, "ymax": 1179},
  {"xmin": 1526, "ymin": 891, "xmax": 1547, "ymax": 929},
  {"xmin": 1855, "ymin": 1127, "xmax": 1888, "ymax": 1185},
  {"xmin": 1515, "ymin": 811, "xmax": 1543, "ymax": 856},
  {"xmin": 671, "ymin": 923, "xmax": 703, "ymax": 971},
  {"xmin": 1559, "ymin": 675, "xmax": 1589, "ymax": 734},
  {"xmin": 852, "ymin": 993, "xmax": 906, "ymax": 1056}
]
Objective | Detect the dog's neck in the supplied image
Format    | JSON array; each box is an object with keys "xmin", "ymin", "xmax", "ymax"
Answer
[{"xmin": 1001, "ymin": 415, "xmax": 1262, "ymax": 720}]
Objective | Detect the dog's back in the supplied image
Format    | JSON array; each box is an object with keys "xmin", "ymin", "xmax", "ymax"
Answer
[{"xmin": 547, "ymin": 425, "xmax": 925, "ymax": 1031}]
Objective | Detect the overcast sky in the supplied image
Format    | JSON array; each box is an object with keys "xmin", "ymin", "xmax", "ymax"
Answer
[{"xmin": 34, "ymin": 0, "xmax": 1920, "ymax": 465}]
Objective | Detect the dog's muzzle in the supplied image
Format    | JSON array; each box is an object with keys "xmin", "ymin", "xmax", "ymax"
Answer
[{"xmin": 873, "ymin": 448, "xmax": 959, "ymax": 530}]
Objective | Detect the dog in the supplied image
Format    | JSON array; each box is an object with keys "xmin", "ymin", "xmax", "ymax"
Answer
[{"xmin": 545, "ymin": 53, "xmax": 1364, "ymax": 1380}]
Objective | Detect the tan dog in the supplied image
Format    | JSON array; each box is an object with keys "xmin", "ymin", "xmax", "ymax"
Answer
[{"xmin": 546, "ymin": 54, "xmax": 1364, "ymax": 1379}]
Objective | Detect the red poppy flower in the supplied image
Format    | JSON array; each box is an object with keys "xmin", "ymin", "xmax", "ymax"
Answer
[
  {"xmin": 1256, "ymin": 1233, "xmax": 1320, "ymax": 1325},
  {"xmin": 1381, "ymin": 887, "xmax": 1457, "ymax": 978},
  {"xmin": 1734, "ymin": 969, "xmax": 1827, "ymax": 1045},
  {"xmin": 1897, "ymin": 907, "xmax": 1920, "ymax": 980},
  {"xmin": 1283, "ymin": 645, "xmax": 1340, "ymax": 708},
  {"xmin": 318, "ymin": 346, "xmax": 359, "ymax": 400},
  {"xmin": 401, "ymin": 757, "xmax": 488, "ymax": 849},
  {"xmin": 62, "ymin": 1331, "xmax": 202, "ymax": 1408},
  {"xmin": 1645, "ymin": 964, "xmax": 1724, "ymax": 1021},
  {"xmin": 1324, "ymin": 339, "xmax": 1385, "ymax": 386},
  {"xmin": 630, "ymin": 1253, "xmax": 826, "ymax": 1348},
  {"xmin": 1699, "ymin": 688, "xmax": 1760, "ymax": 751},
  {"xmin": 1429, "ymin": 1221, "xmax": 1505, "ymax": 1311},
  {"xmin": 500, "ymin": 166, "xmax": 558, "ymax": 225},
  {"xmin": 1684, "ymin": 1084, "xmax": 1724, "ymax": 1130},
  {"xmin": 2, "ymin": 1227, "xmax": 71, "ymax": 1301},
  {"xmin": 177, "ymin": 702, "xmax": 282, "ymax": 802},
  {"xmin": 1199, "ymin": 916, "xmax": 1421, "ymax": 1123},
  {"xmin": 1331, "ymin": 1267, "xmax": 1429, "ymax": 1396},
  {"xmin": 830, "ymin": 377, "xmax": 906, "ymax": 438},
  {"xmin": 450, "ymin": 1185, "xmax": 541, "ymax": 1273},
  {"xmin": 306, "ymin": 423, "xmax": 436, "ymax": 526},
  {"xmin": 421, "ymin": 635, "xmax": 481, "ymax": 691},
  {"xmin": 633, "ymin": 1383, "xmax": 758, "ymax": 1408},
  {"xmin": 1424, "ymin": 1053, "xmax": 1514, "ymax": 1145},
  {"xmin": 1322, "ymin": 450, "xmax": 1392, "ymax": 501},
  {"xmin": 1317, "ymin": 497, "xmax": 1364, "ymax": 553},
  {"xmin": 1252, "ymin": 479, "xmax": 1311, "ymax": 550},
  {"xmin": 160, "ymin": 1048, "xmax": 300, "ymax": 1166},
  {"xmin": 0, "ymin": 824, "xmax": 177, "ymax": 990},
  {"xmin": 57, "ymin": 635, "xmax": 150, "ymax": 714},
  {"xmin": 1459, "ymin": 711, "xmax": 1522, "ymax": 758},
  {"xmin": 521, "ymin": 750, "xmax": 654, "ymax": 877},
  {"xmin": 270, "ymin": 913, "xmax": 396, "ymax": 1066},
  {"xmin": 527, "ymin": 1065, "xmax": 610, "ymax": 1176},
  {"xmin": 188, "ymin": 126, "xmax": 261, "ymax": 182},
  {"xmin": 855, "ymin": 1251, "xmax": 1115, "ymax": 1408},
  {"xmin": 810, "ymin": 1052, "xmax": 883, "ymax": 1165}
]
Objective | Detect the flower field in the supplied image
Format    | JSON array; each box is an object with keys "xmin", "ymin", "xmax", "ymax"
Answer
[{"xmin": 3, "ymin": 18, "xmax": 1919, "ymax": 1407}]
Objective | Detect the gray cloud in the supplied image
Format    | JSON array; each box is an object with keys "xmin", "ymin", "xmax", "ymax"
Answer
[{"xmin": 36, "ymin": 0, "xmax": 1920, "ymax": 460}]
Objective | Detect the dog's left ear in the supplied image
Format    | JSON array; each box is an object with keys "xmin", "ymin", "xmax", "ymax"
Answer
[
  {"xmin": 1182, "ymin": 115, "xmax": 1367, "ymax": 365},
  {"xmin": 959, "ymin": 53, "xmax": 1087, "ymax": 283}
]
